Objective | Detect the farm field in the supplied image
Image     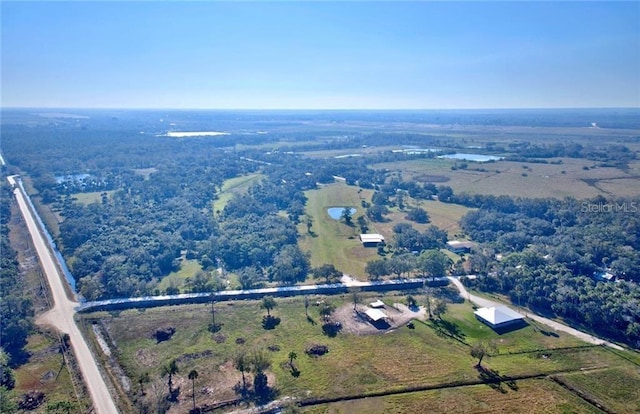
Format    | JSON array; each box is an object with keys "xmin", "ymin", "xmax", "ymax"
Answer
[
  {"xmin": 86, "ymin": 293, "xmax": 640, "ymax": 413},
  {"xmin": 304, "ymin": 379, "xmax": 602, "ymax": 414},
  {"xmin": 373, "ymin": 157, "xmax": 640, "ymax": 198}
]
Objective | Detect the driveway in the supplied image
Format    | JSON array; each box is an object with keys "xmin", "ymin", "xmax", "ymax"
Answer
[{"xmin": 448, "ymin": 276, "xmax": 624, "ymax": 351}]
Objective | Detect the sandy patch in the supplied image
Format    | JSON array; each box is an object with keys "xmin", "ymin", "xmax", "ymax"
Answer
[{"xmin": 333, "ymin": 302, "xmax": 426, "ymax": 335}]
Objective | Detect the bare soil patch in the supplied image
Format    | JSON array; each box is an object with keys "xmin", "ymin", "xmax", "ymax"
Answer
[{"xmin": 333, "ymin": 302, "xmax": 426, "ymax": 335}]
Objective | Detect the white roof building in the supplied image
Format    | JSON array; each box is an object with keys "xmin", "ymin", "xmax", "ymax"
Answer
[
  {"xmin": 359, "ymin": 234, "xmax": 385, "ymax": 246},
  {"xmin": 474, "ymin": 306, "xmax": 524, "ymax": 330},
  {"xmin": 364, "ymin": 308, "xmax": 388, "ymax": 322},
  {"xmin": 370, "ymin": 300, "xmax": 385, "ymax": 308}
]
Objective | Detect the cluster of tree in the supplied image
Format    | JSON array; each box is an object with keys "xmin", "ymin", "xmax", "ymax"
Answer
[
  {"xmin": 392, "ymin": 223, "xmax": 448, "ymax": 253},
  {"xmin": 496, "ymin": 141, "xmax": 636, "ymax": 168},
  {"xmin": 365, "ymin": 249, "xmax": 452, "ymax": 280},
  {"xmin": 460, "ymin": 194, "xmax": 640, "ymax": 347}
]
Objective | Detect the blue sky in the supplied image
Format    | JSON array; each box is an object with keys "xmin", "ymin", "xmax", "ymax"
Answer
[{"xmin": 2, "ymin": 1, "xmax": 639, "ymax": 109}]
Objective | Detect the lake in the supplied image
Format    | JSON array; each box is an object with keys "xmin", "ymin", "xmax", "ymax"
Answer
[{"xmin": 439, "ymin": 153, "xmax": 503, "ymax": 162}]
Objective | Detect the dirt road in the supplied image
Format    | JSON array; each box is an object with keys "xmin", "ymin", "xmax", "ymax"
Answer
[
  {"xmin": 9, "ymin": 176, "xmax": 120, "ymax": 413},
  {"xmin": 448, "ymin": 276, "xmax": 624, "ymax": 351}
]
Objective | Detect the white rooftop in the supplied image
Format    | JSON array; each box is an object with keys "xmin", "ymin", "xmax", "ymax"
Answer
[
  {"xmin": 365, "ymin": 308, "xmax": 388, "ymax": 322},
  {"xmin": 370, "ymin": 300, "xmax": 385, "ymax": 308},
  {"xmin": 360, "ymin": 234, "xmax": 385, "ymax": 243},
  {"xmin": 474, "ymin": 306, "xmax": 524, "ymax": 326}
]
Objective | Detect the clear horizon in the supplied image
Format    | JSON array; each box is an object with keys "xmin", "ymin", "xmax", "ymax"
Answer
[{"xmin": 2, "ymin": 2, "xmax": 639, "ymax": 110}]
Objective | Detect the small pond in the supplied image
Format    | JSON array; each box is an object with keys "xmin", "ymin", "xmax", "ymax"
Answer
[{"xmin": 327, "ymin": 207, "xmax": 357, "ymax": 220}]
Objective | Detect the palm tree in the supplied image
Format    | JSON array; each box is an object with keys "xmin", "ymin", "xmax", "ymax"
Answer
[
  {"xmin": 288, "ymin": 351, "xmax": 297, "ymax": 368},
  {"xmin": 162, "ymin": 359, "xmax": 179, "ymax": 394},
  {"xmin": 188, "ymin": 369, "xmax": 199, "ymax": 411}
]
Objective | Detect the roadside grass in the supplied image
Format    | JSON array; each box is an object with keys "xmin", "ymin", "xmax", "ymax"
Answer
[
  {"xmin": 94, "ymin": 292, "xmax": 639, "ymax": 413},
  {"xmin": 212, "ymin": 173, "xmax": 264, "ymax": 214},
  {"xmin": 554, "ymin": 366, "xmax": 640, "ymax": 414},
  {"xmin": 304, "ymin": 378, "xmax": 602, "ymax": 414},
  {"xmin": 299, "ymin": 182, "xmax": 377, "ymax": 278},
  {"xmin": 13, "ymin": 330, "xmax": 84, "ymax": 413}
]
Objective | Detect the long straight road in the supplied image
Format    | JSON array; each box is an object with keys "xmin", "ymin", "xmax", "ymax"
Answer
[
  {"xmin": 448, "ymin": 276, "xmax": 624, "ymax": 351},
  {"xmin": 8, "ymin": 176, "xmax": 120, "ymax": 414}
]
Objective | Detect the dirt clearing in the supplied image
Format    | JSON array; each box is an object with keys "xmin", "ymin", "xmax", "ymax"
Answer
[{"xmin": 333, "ymin": 302, "xmax": 426, "ymax": 335}]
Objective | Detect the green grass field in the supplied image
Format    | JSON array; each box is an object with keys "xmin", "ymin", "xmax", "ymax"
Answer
[
  {"xmin": 212, "ymin": 173, "xmax": 264, "ymax": 214},
  {"xmin": 90, "ymin": 292, "xmax": 640, "ymax": 413}
]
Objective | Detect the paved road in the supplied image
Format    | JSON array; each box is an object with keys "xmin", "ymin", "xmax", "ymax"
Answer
[
  {"xmin": 8, "ymin": 176, "xmax": 120, "ymax": 414},
  {"xmin": 448, "ymin": 276, "xmax": 624, "ymax": 351}
]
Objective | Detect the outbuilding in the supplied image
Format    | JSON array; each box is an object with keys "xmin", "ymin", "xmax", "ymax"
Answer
[
  {"xmin": 364, "ymin": 308, "xmax": 388, "ymax": 323},
  {"xmin": 446, "ymin": 240, "xmax": 475, "ymax": 254},
  {"xmin": 474, "ymin": 306, "xmax": 524, "ymax": 331},
  {"xmin": 360, "ymin": 233, "xmax": 385, "ymax": 247}
]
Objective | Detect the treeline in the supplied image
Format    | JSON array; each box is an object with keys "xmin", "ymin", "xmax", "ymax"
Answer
[
  {"xmin": 458, "ymin": 194, "xmax": 640, "ymax": 347},
  {"xmin": 0, "ymin": 182, "xmax": 35, "ymax": 408}
]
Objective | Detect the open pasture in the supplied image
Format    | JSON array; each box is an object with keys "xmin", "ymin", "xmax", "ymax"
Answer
[
  {"xmin": 374, "ymin": 157, "xmax": 640, "ymax": 198},
  {"xmin": 89, "ymin": 293, "xmax": 640, "ymax": 413}
]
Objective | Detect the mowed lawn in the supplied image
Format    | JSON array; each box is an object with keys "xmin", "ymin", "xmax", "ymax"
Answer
[
  {"xmin": 299, "ymin": 182, "xmax": 377, "ymax": 278},
  {"xmin": 94, "ymin": 293, "xmax": 640, "ymax": 413}
]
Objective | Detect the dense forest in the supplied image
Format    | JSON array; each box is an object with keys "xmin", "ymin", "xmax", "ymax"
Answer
[{"xmin": 459, "ymin": 195, "xmax": 640, "ymax": 347}]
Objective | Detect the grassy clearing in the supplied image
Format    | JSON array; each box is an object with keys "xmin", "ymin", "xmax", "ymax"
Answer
[
  {"xmin": 212, "ymin": 173, "xmax": 264, "ymax": 214},
  {"xmin": 133, "ymin": 167, "xmax": 158, "ymax": 180},
  {"xmin": 71, "ymin": 190, "xmax": 115, "ymax": 205},
  {"xmin": 376, "ymin": 200, "xmax": 472, "ymax": 239},
  {"xmin": 94, "ymin": 291, "xmax": 639, "ymax": 413},
  {"xmin": 299, "ymin": 182, "xmax": 377, "ymax": 278},
  {"xmin": 156, "ymin": 258, "xmax": 203, "ymax": 293},
  {"xmin": 304, "ymin": 378, "xmax": 602, "ymax": 414}
]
